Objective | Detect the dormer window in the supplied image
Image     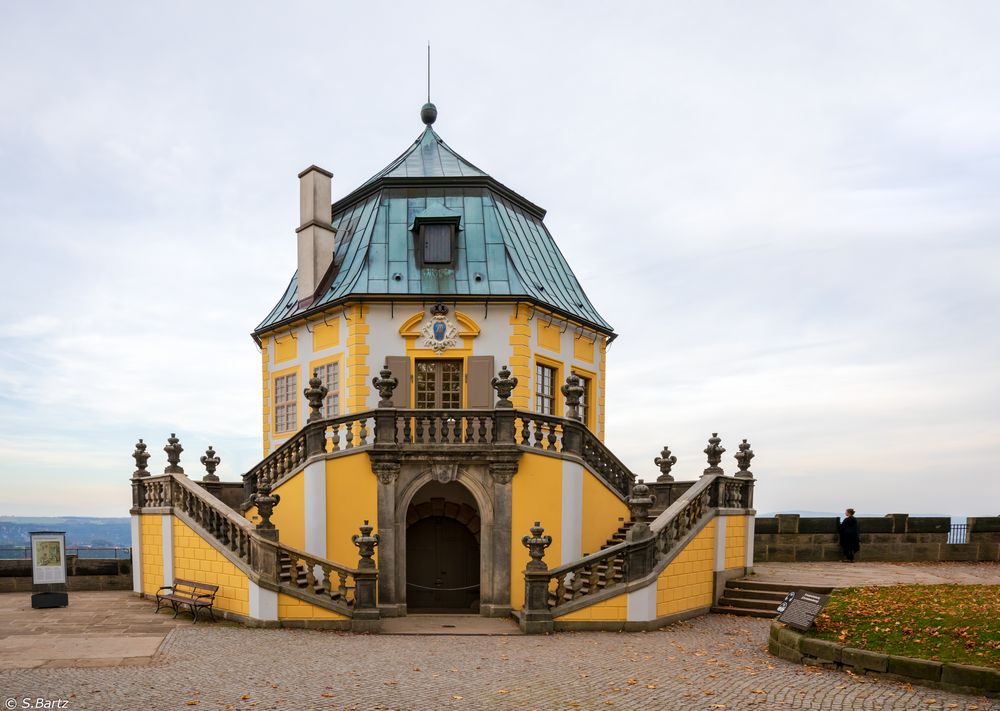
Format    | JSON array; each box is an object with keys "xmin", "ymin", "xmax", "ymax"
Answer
[{"xmin": 410, "ymin": 204, "xmax": 462, "ymax": 268}]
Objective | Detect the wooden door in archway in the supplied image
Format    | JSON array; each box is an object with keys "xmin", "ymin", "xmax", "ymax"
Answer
[{"xmin": 406, "ymin": 516, "xmax": 480, "ymax": 611}]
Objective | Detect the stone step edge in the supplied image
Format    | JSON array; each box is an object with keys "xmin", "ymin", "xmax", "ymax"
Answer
[
  {"xmin": 768, "ymin": 621, "xmax": 999, "ymax": 698},
  {"xmin": 729, "ymin": 579, "xmax": 835, "ymax": 594},
  {"xmin": 710, "ymin": 605, "xmax": 777, "ymax": 618}
]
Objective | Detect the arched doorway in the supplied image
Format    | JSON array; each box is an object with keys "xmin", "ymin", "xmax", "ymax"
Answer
[{"xmin": 405, "ymin": 481, "xmax": 480, "ymax": 612}]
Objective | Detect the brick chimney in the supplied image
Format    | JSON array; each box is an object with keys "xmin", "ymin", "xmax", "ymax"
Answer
[{"xmin": 295, "ymin": 165, "xmax": 336, "ymax": 304}]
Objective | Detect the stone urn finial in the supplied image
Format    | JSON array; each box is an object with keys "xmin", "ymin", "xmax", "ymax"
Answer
[
  {"xmin": 352, "ymin": 519, "xmax": 381, "ymax": 569},
  {"xmin": 164, "ymin": 433, "xmax": 184, "ymax": 474},
  {"xmin": 627, "ymin": 479, "xmax": 656, "ymax": 523},
  {"xmin": 654, "ymin": 445, "xmax": 676, "ymax": 483},
  {"xmin": 304, "ymin": 369, "xmax": 329, "ymax": 423},
  {"xmin": 250, "ymin": 479, "xmax": 280, "ymax": 532},
  {"xmin": 734, "ymin": 438, "xmax": 755, "ymax": 479},
  {"xmin": 491, "ymin": 365, "xmax": 518, "ymax": 408},
  {"xmin": 132, "ymin": 439, "xmax": 150, "ymax": 478},
  {"xmin": 560, "ymin": 373, "xmax": 585, "ymax": 421},
  {"xmin": 371, "ymin": 364, "xmax": 399, "ymax": 408},
  {"xmin": 703, "ymin": 433, "xmax": 725, "ymax": 477},
  {"xmin": 521, "ymin": 521, "xmax": 552, "ymax": 571},
  {"xmin": 200, "ymin": 445, "xmax": 221, "ymax": 482}
]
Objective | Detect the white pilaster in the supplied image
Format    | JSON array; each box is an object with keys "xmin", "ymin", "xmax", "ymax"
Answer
[
  {"xmin": 161, "ymin": 515, "xmax": 174, "ymax": 587},
  {"xmin": 303, "ymin": 460, "xmax": 327, "ymax": 557},
  {"xmin": 130, "ymin": 514, "xmax": 142, "ymax": 593},
  {"xmin": 560, "ymin": 460, "xmax": 583, "ymax": 562},
  {"xmin": 249, "ymin": 581, "xmax": 279, "ymax": 621},
  {"xmin": 626, "ymin": 581, "xmax": 656, "ymax": 622},
  {"xmin": 714, "ymin": 516, "xmax": 727, "ymax": 572},
  {"xmin": 745, "ymin": 516, "xmax": 755, "ymax": 568}
]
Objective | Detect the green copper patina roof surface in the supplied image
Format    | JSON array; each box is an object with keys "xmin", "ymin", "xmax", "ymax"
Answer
[{"xmin": 256, "ymin": 125, "xmax": 613, "ymax": 335}]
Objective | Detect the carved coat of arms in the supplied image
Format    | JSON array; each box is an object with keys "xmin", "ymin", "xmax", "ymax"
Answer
[{"xmin": 420, "ymin": 304, "xmax": 458, "ymax": 353}]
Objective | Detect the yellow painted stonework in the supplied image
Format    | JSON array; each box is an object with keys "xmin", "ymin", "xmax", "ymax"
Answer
[
  {"xmin": 510, "ymin": 452, "xmax": 562, "ymax": 609},
  {"xmin": 573, "ymin": 334, "xmax": 595, "ymax": 363},
  {"xmin": 537, "ymin": 320, "xmax": 561, "ymax": 353},
  {"xmin": 139, "ymin": 514, "xmax": 163, "ymax": 595},
  {"xmin": 274, "ymin": 332, "xmax": 298, "ymax": 364},
  {"xmin": 171, "ymin": 517, "xmax": 249, "ymax": 616},
  {"xmin": 346, "ymin": 304, "xmax": 370, "ymax": 412},
  {"xmin": 268, "ymin": 473, "xmax": 306, "ymax": 552},
  {"xmin": 554, "ymin": 591, "xmax": 627, "ymax": 621},
  {"xmin": 725, "ymin": 515, "xmax": 747, "ymax": 569},
  {"xmin": 581, "ymin": 470, "xmax": 629, "ymax": 556},
  {"xmin": 508, "ymin": 308, "xmax": 531, "ymax": 409},
  {"xmin": 327, "ymin": 454, "xmax": 378, "ymax": 566},
  {"xmin": 656, "ymin": 519, "xmax": 716, "ymax": 617},
  {"xmin": 312, "ymin": 317, "xmax": 340, "ymax": 352},
  {"xmin": 277, "ymin": 592, "xmax": 349, "ymax": 620}
]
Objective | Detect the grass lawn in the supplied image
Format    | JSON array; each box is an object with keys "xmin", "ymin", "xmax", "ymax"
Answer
[{"xmin": 809, "ymin": 584, "xmax": 1000, "ymax": 669}]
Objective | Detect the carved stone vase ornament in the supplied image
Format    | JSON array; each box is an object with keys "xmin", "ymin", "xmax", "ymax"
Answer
[
  {"xmin": 702, "ymin": 432, "xmax": 725, "ymax": 477},
  {"xmin": 521, "ymin": 521, "xmax": 553, "ymax": 570},
  {"xmin": 654, "ymin": 445, "xmax": 676, "ymax": 483},
  {"xmin": 200, "ymin": 445, "xmax": 221, "ymax": 482},
  {"xmin": 304, "ymin": 370, "xmax": 329, "ymax": 423},
  {"xmin": 251, "ymin": 479, "xmax": 280, "ymax": 531},
  {"xmin": 491, "ymin": 365, "xmax": 518, "ymax": 408},
  {"xmin": 627, "ymin": 480, "xmax": 656, "ymax": 523},
  {"xmin": 734, "ymin": 438, "xmax": 755, "ymax": 479},
  {"xmin": 420, "ymin": 302, "xmax": 458, "ymax": 354},
  {"xmin": 352, "ymin": 520, "xmax": 380, "ymax": 569},
  {"xmin": 132, "ymin": 439, "xmax": 150, "ymax": 477},
  {"xmin": 560, "ymin": 373, "xmax": 585, "ymax": 421},
  {"xmin": 371, "ymin": 364, "xmax": 399, "ymax": 407},
  {"xmin": 164, "ymin": 433, "xmax": 184, "ymax": 474}
]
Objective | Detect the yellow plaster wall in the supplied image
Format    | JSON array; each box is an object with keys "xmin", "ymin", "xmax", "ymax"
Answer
[
  {"xmin": 554, "ymin": 591, "xmax": 627, "ymax": 621},
  {"xmin": 573, "ymin": 335, "xmax": 595, "ymax": 363},
  {"xmin": 656, "ymin": 519, "xmax": 716, "ymax": 617},
  {"xmin": 724, "ymin": 515, "xmax": 747, "ymax": 570},
  {"xmin": 537, "ymin": 320, "xmax": 561, "ymax": 352},
  {"xmin": 346, "ymin": 304, "xmax": 370, "ymax": 412},
  {"xmin": 326, "ymin": 453, "xmax": 378, "ymax": 566},
  {"xmin": 511, "ymin": 452, "xmax": 562, "ymax": 609},
  {"xmin": 581, "ymin": 470, "xmax": 629, "ymax": 556},
  {"xmin": 139, "ymin": 514, "xmax": 163, "ymax": 594},
  {"xmin": 508, "ymin": 308, "xmax": 531, "ymax": 409},
  {"xmin": 267, "ymin": 473, "xmax": 305, "ymax": 552},
  {"xmin": 171, "ymin": 517, "xmax": 249, "ymax": 616},
  {"xmin": 312, "ymin": 319, "xmax": 340, "ymax": 352},
  {"xmin": 277, "ymin": 592, "xmax": 349, "ymax": 621},
  {"xmin": 274, "ymin": 333, "xmax": 298, "ymax": 364},
  {"xmin": 260, "ymin": 336, "xmax": 271, "ymax": 456}
]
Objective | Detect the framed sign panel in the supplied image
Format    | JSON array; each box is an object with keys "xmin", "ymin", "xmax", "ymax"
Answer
[{"xmin": 30, "ymin": 531, "xmax": 69, "ymax": 608}]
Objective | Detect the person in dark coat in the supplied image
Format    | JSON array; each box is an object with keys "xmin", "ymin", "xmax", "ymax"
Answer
[{"xmin": 839, "ymin": 508, "xmax": 860, "ymax": 562}]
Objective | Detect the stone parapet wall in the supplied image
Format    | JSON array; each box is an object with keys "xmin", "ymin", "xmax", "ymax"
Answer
[
  {"xmin": 754, "ymin": 514, "xmax": 1000, "ymax": 563},
  {"xmin": 0, "ymin": 557, "xmax": 132, "ymax": 592}
]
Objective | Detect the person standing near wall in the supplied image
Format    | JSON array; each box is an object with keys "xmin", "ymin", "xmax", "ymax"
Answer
[{"xmin": 839, "ymin": 508, "xmax": 860, "ymax": 562}]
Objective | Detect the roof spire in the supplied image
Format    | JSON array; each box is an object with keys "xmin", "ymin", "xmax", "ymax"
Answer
[{"xmin": 421, "ymin": 42, "xmax": 437, "ymax": 126}]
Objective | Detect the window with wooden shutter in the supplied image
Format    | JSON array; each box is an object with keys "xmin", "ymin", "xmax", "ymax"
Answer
[{"xmin": 385, "ymin": 356, "xmax": 410, "ymax": 408}]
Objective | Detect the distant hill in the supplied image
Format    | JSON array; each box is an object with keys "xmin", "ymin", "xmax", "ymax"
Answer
[{"xmin": 0, "ymin": 516, "xmax": 131, "ymax": 548}]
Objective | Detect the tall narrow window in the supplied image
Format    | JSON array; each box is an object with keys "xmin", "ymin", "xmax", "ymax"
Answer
[
  {"xmin": 316, "ymin": 362, "xmax": 340, "ymax": 418},
  {"xmin": 576, "ymin": 374, "xmax": 591, "ymax": 427},
  {"xmin": 535, "ymin": 363, "xmax": 556, "ymax": 415},
  {"xmin": 274, "ymin": 373, "xmax": 298, "ymax": 433}
]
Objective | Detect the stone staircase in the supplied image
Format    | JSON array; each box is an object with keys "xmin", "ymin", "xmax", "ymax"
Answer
[{"xmin": 712, "ymin": 578, "xmax": 834, "ymax": 618}]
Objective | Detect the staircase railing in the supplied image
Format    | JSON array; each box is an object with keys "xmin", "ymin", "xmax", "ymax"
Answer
[{"xmin": 133, "ymin": 471, "xmax": 376, "ymax": 619}]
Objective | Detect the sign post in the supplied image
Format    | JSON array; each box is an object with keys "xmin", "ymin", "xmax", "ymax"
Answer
[
  {"xmin": 776, "ymin": 589, "xmax": 830, "ymax": 631},
  {"xmin": 30, "ymin": 531, "xmax": 69, "ymax": 608}
]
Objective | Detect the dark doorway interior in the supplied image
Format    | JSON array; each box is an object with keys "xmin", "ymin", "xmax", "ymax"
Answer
[{"xmin": 406, "ymin": 490, "xmax": 480, "ymax": 612}]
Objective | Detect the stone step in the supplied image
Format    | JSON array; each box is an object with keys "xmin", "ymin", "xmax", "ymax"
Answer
[
  {"xmin": 710, "ymin": 604, "xmax": 777, "ymax": 618},
  {"xmin": 715, "ymin": 595, "xmax": 782, "ymax": 612},
  {"xmin": 720, "ymin": 587, "xmax": 789, "ymax": 602},
  {"xmin": 727, "ymin": 579, "xmax": 834, "ymax": 595}
]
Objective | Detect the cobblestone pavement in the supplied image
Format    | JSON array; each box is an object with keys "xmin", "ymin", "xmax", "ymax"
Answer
[
  {"xmin": 3, "ymin": 615, "xmax": 995, "ymax": 711},
  {"xmin": 751, "ymin": 562, "xmax": 1000, "ymax": 587}
]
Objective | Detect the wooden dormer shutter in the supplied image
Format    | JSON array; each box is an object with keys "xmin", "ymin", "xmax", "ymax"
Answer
[
  {"xmin": 466, "ymin": 356, "xmax": 495, "ymax": 409},
  {"xmin": 385, "ymin": 356, "xmax": 410, "ymax": 408}
]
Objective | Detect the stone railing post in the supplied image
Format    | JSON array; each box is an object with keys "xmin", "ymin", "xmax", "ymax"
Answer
[
  {"xmin": 131, "ymin": 439, "xmax": 150, "ymax": 511},
  {"xmin": 250, "ymin": 536, "xmax": 279, "ymax": 586},
  {"xmin": 372, "ymin": 363, "xmax": 399, "ymax": 446},
  {"xmin": 250, "ymin": 479, "xmax": 281, "ymax": 541},
  {"xmin": 702, "ymin": 433, "xmax": 725, "ymax": 477},
  {"xmin": 626, "ymin": 480, "xmax": 656, "ymax": 540},
  {"xmin": 734, "ymin": 439, "xmax": 754, "ymax": 480},
  {"xmin": 491, "ymin": 366, "xmax": 518, "ymax": 443},
  {"xmin": 351, "ymin": 520, "xmax": 381, "ymax": 630},
  {"xmin": 654, "ymin": 445, "xmax": 676, "ymax": 483},
  {"xmin": 520, "ymin": 521, "xmax": 554, "ymax": 634},
  {"xmin": 164, "ymin": 433, "xmax": 184, "ymax": 474}
]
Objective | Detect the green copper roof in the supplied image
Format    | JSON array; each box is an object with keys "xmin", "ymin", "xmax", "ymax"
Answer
[{"xmin": 256, "ymin": 123, "xmax": 614, "ymax": 336}]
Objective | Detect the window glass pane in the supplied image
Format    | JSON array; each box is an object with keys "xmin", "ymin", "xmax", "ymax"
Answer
[
  {"xmin": 274, "ymin": 373, "xmax": 297, "ymax": 433},
  {"xmin": 535, "ymin": 363, "xmax": 555, "ymax": 415},
  {"xmin": 321, "ymin": 363, "xmax": 339, "ymax": 418}
]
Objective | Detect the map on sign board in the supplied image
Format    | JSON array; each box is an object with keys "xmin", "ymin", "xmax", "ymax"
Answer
[
  {"xmin": 31, "ymin": 531, "xmax": 67, "ymax": 585},
  {"xmin": 776, "ymin": 589, "xmax": 830, "ymax": 631}
]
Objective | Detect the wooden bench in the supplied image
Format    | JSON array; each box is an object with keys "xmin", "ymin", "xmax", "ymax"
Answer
[{"xmin": 155, "ymin": 579, "xmax": 219, "ymax": 623}]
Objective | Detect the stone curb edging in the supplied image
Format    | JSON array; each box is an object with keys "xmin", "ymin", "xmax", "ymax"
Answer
[{"xmin": 768, "ymin": 622, "xmax": 1000, "ymax": 699}]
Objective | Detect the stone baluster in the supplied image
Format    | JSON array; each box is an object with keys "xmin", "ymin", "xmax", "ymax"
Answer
[
  {"xmin": 654, "ymin": 445, "xmax": 676, "ymax": 483},
  {"xmin": 164, "ymin": 433, "xmax": 184, "ymax": 474},
  {"xmin": 702, "ymin": 432, "xmax": 725, "ymax": 477},
  {"xmin": 520, "ymin": 521, "xmax": 554, "ymax": 634},
  {"xmin": 200, "ymin": 445, "xmax": 221, "ymax": 483}
]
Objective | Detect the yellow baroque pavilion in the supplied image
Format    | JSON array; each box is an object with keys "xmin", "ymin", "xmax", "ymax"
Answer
[{"xmin": 129, "ymin": 102, "xmax": 757, "ymax": 633}]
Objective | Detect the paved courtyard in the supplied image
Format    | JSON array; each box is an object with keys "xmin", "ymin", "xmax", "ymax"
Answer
[
  {"xmin": 2, "ymin": 598, "xmax": 995, "ymax": 710},
  {"xmin": 750, "ymin": 561, "xmax": 1000, "ymax": 587}
]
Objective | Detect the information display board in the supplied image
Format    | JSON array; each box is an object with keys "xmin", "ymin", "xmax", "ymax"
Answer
[
  {"xmin": 776, "ymin": 589, "xmax": 830, "ymax": 631},
  {"xmin": 30, "ymin": 531, "xmax": 69, "ymax": 608}
]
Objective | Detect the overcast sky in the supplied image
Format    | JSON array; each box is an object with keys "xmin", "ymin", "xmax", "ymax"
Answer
[{"xmin": 1, "ymin": 2, "xmax": 998, "ymax": 518}]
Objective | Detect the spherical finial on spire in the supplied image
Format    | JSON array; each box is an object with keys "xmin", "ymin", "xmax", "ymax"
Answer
[{"xmin": 420, "ymin": 102, "xmax": 437, "ymax": 125}]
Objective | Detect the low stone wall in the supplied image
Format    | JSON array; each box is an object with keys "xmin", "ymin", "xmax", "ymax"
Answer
[
  {"xmin": 0, "ymin": 557, "xmax": 133, "ymax": 592},
  {"xmin": 754, "ymin": 514, "xmax": 1000, "ymax": 563},
  {"xmin": 769, "ymin": 622, "xmax": 999, "ymax": 698}
]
